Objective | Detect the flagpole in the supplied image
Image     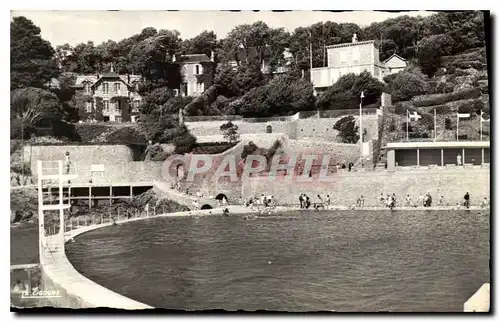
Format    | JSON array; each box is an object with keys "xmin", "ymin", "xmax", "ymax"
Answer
[
  {"xmin": 406, "ymin": 110, "xmax": 409, "ymax": 141},
  {"xmin": 480, "ymin": 110, "xmax": 483, "ymax": 141},
  {"xmin": 359, "ymin": 92, "xmax": 363, "ymax": 167},
  {"xmin": 433, "ymin": 108, "xmax": 436, "ymax": 140}
]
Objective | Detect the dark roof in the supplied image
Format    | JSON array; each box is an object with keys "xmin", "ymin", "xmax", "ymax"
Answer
[{"xmin": 177, "ymin": 54, "xmax": 211, "ymax": 63}]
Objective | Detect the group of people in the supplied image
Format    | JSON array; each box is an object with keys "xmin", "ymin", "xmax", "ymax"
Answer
[
  {"xmin": 245, "ymin": 194, "xmax": 277, "ymax": 209},
  {"xmin": 298, "ymin": 194, "xmax": 332, "ymax": 210},
  {"xmin": 379, "ymin": 193, "xmax": 397, "ymax": 209}
]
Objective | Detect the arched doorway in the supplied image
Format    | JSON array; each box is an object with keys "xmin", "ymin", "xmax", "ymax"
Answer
[
  {"xmin": 215, "ymin": 193, "xmax": 228, "ymax": 202},
  {"xmin": 266, "ymin": 125, "xmax": 273, "ymax": 133},
  {"xmin": 176, "ymin": 163, "xmax": 185, "ymax": 179},
  {"xmin": 200, "ymin": 204, "xmax": 213, "ymax": 210}
]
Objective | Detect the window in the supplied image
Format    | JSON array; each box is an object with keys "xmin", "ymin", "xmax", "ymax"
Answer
[
  {"xmin": 114, "ymin": 83, "xmax": 121, "ymax": 93},
  {"xmin": 104, "ymin": 101, "xmax": 109, "ymax": 112},
  {"xmin": 339, "ymin": 51, "xmax": 347, "ymax": 64},
  {"xmin": 103, "ymin": 83, "xmax": 109, "ymax": 94},
  {"xmin": 85, "ymin": 102, "xmax": 92, "ymax": 113},
  {"xmin": 195, "ymin": 64, "xmax": 200, "ymax": 75},
  {"xmin": 353, "ymin": 49, "xmax": 360, "ymax": 62}
]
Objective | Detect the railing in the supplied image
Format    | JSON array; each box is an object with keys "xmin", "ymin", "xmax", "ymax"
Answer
[{"xmin": 62, "ymin": 205, "xmax": 167, "ymax": 234}]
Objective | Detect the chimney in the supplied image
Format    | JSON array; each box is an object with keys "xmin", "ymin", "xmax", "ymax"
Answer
[{"xmin": 352, "ymin": 33, "xmax": 358, "ymax": 43}]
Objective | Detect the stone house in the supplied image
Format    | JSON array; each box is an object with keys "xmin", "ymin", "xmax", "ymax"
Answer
[
  {"xmin": 74, "ymin": 66, "xmax": 143, "ymax": 122},
  {"xmin": 311, "ymin": 34, "xmax": 408, "ymax": 95},
  {"xmin": 174, "ymin": 53, "xmax": 215, "ymax": 97}
]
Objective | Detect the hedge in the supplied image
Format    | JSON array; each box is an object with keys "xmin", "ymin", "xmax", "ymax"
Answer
[
  {"xmin": 75, "ymin": 124, "xmax": 110, "ymax": 142},
  {"xmin": 191, "ymin": 142, "xmax": 237, "ymax": 154},
  {"xmin": 412, "ymin": 88, "xmax": 481, "ymax": 107}
]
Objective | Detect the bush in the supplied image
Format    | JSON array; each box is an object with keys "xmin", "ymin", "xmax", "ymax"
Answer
[
  {"xmin": 445, "ymin": 118, "xmax": 452, "ymax": 130},
  {"xmin": 412, "ymin": 88, "xmax": 481, "ymax": 107},
  {"xmin": 457, "ymin": 103, "xmax": 475, "ymax": 115},
  {"xmin": 75, "ymin": 124, "xmax": 110, "ymax": 143},
  {"xmin": 401, "ymin": 122, "xmax": 413, "ymax": 132},
  {"xmin": 333, "ymin": 115, "xmax": 359, "ymax": 143},
  {"xmin": 191, "ymin": 142, "xmax": 237, "ymax": 154},
  {"xmin": 422, "ymin": 104, "xmax": 451, "ymax": 114},
  {"xmin": 172, "ymin": 126, "xmax": 197, "ymax": 154},
  {"xmin": 10, "ymin": 119, "xmax": 34, "ymax": 140},
  {"xmin": 420, "ymin": 112, "xmax": 434, "ymax": 130},
  {"xmin": 388, "ymin": 68, "xmax": 428, "ymax": 102},
  {"xmin": 106, "ymin": 127, "xmax": 147, "ymax": 145},
  {"xmin": 220, "ymin": 121, "xmax": 240, "ymax": 143},
  {"xmin": 52, "ymin": 121, "xmax": 81, "ymax": 141}
]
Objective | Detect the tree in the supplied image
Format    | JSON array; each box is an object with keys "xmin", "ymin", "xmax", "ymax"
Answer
[
  {"xmin": 386, "ymin": 67, "xmax": 429, "ymax": 102},
  {"xmin": 220, "ymin": 121, "xmax": 240, "ymax": 143},
  {"xmin": 237, "ymin": 74, "xmax": 315, "ymax": 117},
  {"xmin": 417, "ymin": 34, "xmax": 455, "ymax": 76},
  {"xmin": 181, "ymin": 30, "xmax": 218, "ymax": 57},
  {"xmin": 11, "ymin": 87, "xmax": 61, "ymax": 126},
  {"xmin": 333, "ymin": 115, "xmax": 360, "ymax": 143},
  {"xmin": 128, "ymin": 31, "xmax": 181, "ymax": 79},
  {"xmin": 317, "ymin": 72, "xmax": 385, "ymax": 110},
  {"xmin": 10, "ymin": 16, "xmax": 60, "ymax": 89}
]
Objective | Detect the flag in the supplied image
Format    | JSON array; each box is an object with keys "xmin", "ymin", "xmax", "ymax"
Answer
[
  {"xmin": 408, "ymin": 111, "xmax": 422, "ymax": 121},
  {"xmin": 481, "ymin": 110, "xmax": 490, "ymax": 123},
  {"xmin": 360, "ymin": 91, "xmax": 365, "ymax": 99},
  {"xmin": 457, "ymin": 113, "xmax": 470, "ymax": 119}
]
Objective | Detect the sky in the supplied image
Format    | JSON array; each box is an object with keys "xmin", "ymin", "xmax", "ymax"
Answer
[{"xmin": 11, "ymin": 10, "xmax": 436, "ymax": 47}]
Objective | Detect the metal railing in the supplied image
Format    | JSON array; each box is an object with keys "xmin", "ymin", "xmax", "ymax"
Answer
[{"xmin": 62, "ymin": 205, "xmax": 167, "ymax": 233}]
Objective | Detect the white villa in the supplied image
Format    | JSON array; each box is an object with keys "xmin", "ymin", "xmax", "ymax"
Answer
[{"xmin": 310, "ymin": 34, "xmax": 407, "ymax": 94}]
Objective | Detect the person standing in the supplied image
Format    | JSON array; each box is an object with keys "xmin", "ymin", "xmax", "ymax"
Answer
[
  {"xmin": 65, "ymin": 151, "xmax": 71, "ymax": 174},
  {"xmin": 464, "ymin": 192, "xmax": 470, "ymax": 209},
  {"xmin": 439, "ymin": 195, "xmax": 444, "ymax": 206},
  {"xmin": 457, "ymin": 154, "xmax": 462, "ymax": 166},
  {"xmin": 299, "ymin": 194, "xmax": 304, "ymax": 209},
  {"xmin": 325, "ymin": 195, "xmax": 331, "ymax": 210},
  {"xmin": 305, "ymin": 195, "xmax": 311, "ymax": 209},
  {"xmin": 405, "ymin": 194, "xmax": 411, "ymax": 207}
]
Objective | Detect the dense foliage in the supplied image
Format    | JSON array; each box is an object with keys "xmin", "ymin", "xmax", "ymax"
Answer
[
  {"xmin": 333, "ymin": 115, "xmax": 360, "ymax": 143},
  {"xmin": 317, "ymin": 72, "xmax": 385, "ymax": 110},
  {"xmin": 11, "ymin": 17, "xmax": 60, "ymax": 89},
  {"xmin": 220, "ymin": 121, "xmax": 240, "ymax": 143}
]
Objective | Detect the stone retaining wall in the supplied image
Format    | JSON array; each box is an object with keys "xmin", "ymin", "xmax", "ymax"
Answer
[
  {"xmin": 242, "ymin": 168, "xmax": 490, "ymax": 207},
  {"xmin": 186, "ymin": 115, "xmax": 379, "ymax": 142},
  {"xmin": 23, "ymin": 144, "xmax": 163, "ymax": 185}
]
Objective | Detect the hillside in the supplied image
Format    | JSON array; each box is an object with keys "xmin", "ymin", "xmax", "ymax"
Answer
[{"xmin": 385, "ymin": 47, "xmax": 490, "ymax": 143}]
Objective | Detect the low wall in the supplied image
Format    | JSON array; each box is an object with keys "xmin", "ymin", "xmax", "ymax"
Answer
[
  {"xmin": 242, "ymin": 168, "xmax": 490, "ymax": 206},
  {"xmin": 39, "ymin": 207, "xmax": 254, "ymax": 309},
  {"xmin": 24, "ymin": 145, "xmax": 134, "ymax": 174},
  {"xmin": 24, "ymin": 144, "xmax": 163, "ymax": 185},
  {"xmin": 186, "ymin": 115, "xmax": 379, "ymax": 143}
]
